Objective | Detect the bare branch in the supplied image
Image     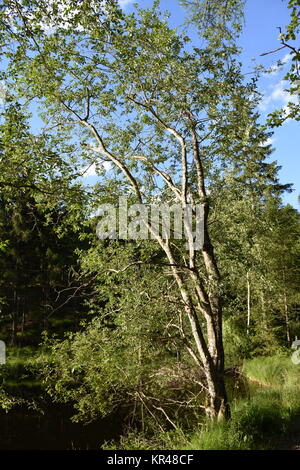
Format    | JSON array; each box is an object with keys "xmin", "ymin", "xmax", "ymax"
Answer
[
  {"xmin": 127, "ymin": 96, "xmax": 188, "ymax": 203},
  {"xmin": 123, "ymin": 154, "xmax": 182, "ymax": 200},
  {"xmin": 108, "ymin": 260, "xmax": 197, "ymax": 274},
  {"xmin": 80, "ymin": 120, "xmax": 143, "ymax": 202},
  {"xmin": 260, "ymin": 45, "xmax": 286, "ymax": 56}
]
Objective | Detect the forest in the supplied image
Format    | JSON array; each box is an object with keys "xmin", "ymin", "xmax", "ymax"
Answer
[{"xmin": 0, "ymin": 0, "xmax": 299, "ymax": 451}]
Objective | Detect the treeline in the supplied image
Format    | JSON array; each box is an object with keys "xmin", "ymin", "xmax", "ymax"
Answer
[{"xmin": 0, "ymin": 103, "xmax": 91, "ymax": 345}]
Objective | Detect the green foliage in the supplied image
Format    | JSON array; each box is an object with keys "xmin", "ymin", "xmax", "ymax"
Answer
[
  {"xmin": 180, "ymin": 0, "xmax": 245, "ymax": 44},
  {"xmin": 267, "ymin": 0, "xmax": 300, "ymax": 125},
  {"xmin": 0, "ymin": 103, "xmax": 92, "ymax": 346},
  {"xmin": 223, "ymin": 318, "xmax": 252, "ymax": 365},
  {"xmin": 106, "ymin": 389, "xmax": 289, "ymax": 450},
  {"xmin": 0, "ymin": 346, "xmax": 43, "ymax": 411},
  {"xmin": 0, "ymin": 387, "xmax": 24, "ymax": 412},
  {"xmin": 38, "ymin": 252, "xmax": 206, "ymax": 428},
  {"xmin": 147, "ymin": 356, "xmax": 300, "ymax": 450},
  {"xmin": 214, "ymin": 196, "xmax": 300, "ymax": 356},
  {"xmin": 285, "ymin": 0, "xmax": 300, "ymax": 42}
]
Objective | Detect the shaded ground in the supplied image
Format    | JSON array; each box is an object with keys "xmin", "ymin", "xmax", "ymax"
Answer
[{"xmin": 273, "ymin": 416, "xmax": 300, "ymax": 450}]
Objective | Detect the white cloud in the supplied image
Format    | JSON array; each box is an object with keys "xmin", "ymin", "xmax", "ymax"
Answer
[
  {"xmin": 264, "ymin": 64, "xmax": 281, "ymax": 77},
  {"xmin": 103, "ymin": 161, "xmax": 112, "ymax": 171},
  {"xmin": 263, "ymin": 53, "xmax": 292, "ymax": 77},
  {"xmin": 81, "ymin": 160, "xmax": 112, "ymax": 178},
  {"xmin": 259, "ymin": 80, "xmax": 298, "ymax": 113},
  {"xmin": 258, "ymin": 95, "xmax": 272, "ymax": 111},
  {"xmin": 119, "ymin": 0, "xmax": 134, "ymax": 7},
  {"xmin": 271, "ymin": 81, "xmax": 298, "ymax": 108},
  {"xmin": 263, "ymin": 137, "xmax": 276, "ymax": 147},
  {"xmin": 282, "ymin": 53, "xmax": 292, "ymax": 64},
  {"xmin": 82, "ymin": 163, "xmax": 98, "ymax": 177},
  {"xmin": 271, "ymin": 81, "xmax": 288, "ymax": 103}
]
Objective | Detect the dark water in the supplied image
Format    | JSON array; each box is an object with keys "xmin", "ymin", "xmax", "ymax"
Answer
[
  {"xmin": 225, "ymin": 369, "xmax": 252, "ymax": 401},
  {"xmin": 0, "ymin": 372, "xmax": 250, "ymax": 450},
  {"xmin": 0, "ymin": 403, "xmax": 123, "ymax": 450}
]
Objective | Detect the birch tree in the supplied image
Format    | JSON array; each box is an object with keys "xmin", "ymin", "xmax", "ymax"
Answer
[{"xmin": 0, "ymin": 0, "xmax": 262, "ymax": 419}]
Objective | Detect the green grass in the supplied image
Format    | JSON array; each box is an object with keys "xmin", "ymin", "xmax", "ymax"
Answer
[
  {"xmin": 112, "ymin": 355, "xmax": 300, "ymax": 450},
  {"xmin": 242, "ymin": 354, "xmax": 299, "ymax": 388},
  {"xmin": 179, "ymin": 355, "xmax": 300, "ymax": 450},
  {"xmin": 0, "ymin": 346, "xmax": 39, "ymax": 386},
  {"xmin": 0, "ymin": 346, "xmax": 47, "ymax": 412},
  {"xmin": 181, "ymin": 391, "xmax": 286, "ymax": 450}
]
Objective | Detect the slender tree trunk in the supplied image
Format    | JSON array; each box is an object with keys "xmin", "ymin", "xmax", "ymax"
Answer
[
  {"xmin": 283, "ymin": 291, "xmax": 291, "ymax": 345},
  {"xmin": 11, "ymin": 288, "xmax": 18, "ymax": 346},
  {"xmin": 246, "ymin": 271, "xmax": 251, "ymax": 335},
  {"xmin": 282, "ymin": 270, "xmax": 291, "ymax": 345},
  {"xmin": 21, "ymin": 295, "xmax": 26, "ymax": 336},
  {"xmin": 162, "ymin": 244, "xmax": 230, "ymax": 420},
  {"xmin": 11, "ymin": 313, "xmax": 16, "ymax": 346},
  {"xmin": 190, "ymin": 124, "xmax": 230, "ymax": 420}
]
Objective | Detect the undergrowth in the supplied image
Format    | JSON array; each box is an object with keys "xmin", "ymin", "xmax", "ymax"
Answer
[{"xmin": 105, "ymin": 354, "xmax": 300, "ymax": 450}]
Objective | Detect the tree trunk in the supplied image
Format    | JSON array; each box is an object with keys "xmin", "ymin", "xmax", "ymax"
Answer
[
  {"xmin": 11, "ymin": 313, "xmax": 16, "ymax": 346},
  {"xmin": 284, "ymin": 291, "xmax": 291, "ymax": 345},
  {"xmin": 163, "ymin": 245, "xmax": 230, "ymax": 420},
  {"xmin": 246, "ymin": 271, "xmax": 251, "ymax": 335},
  {"xmin": 11, "ymin": 288, "xmax": 18, "ymax": 346}
]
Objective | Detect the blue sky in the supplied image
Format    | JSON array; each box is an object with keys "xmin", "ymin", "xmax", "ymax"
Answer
[{"xmin": 117, "ymin": 0, "xmax": 300, "ymax": 209}]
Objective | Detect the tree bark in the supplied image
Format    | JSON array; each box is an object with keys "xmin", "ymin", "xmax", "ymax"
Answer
[
  {"xmin": 246, "ymin": 271, "xmax": 251, "ymax": 335},
  {"xmin": 284, "ymin": 291, "xmax": 291, "ymax": 345}
]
